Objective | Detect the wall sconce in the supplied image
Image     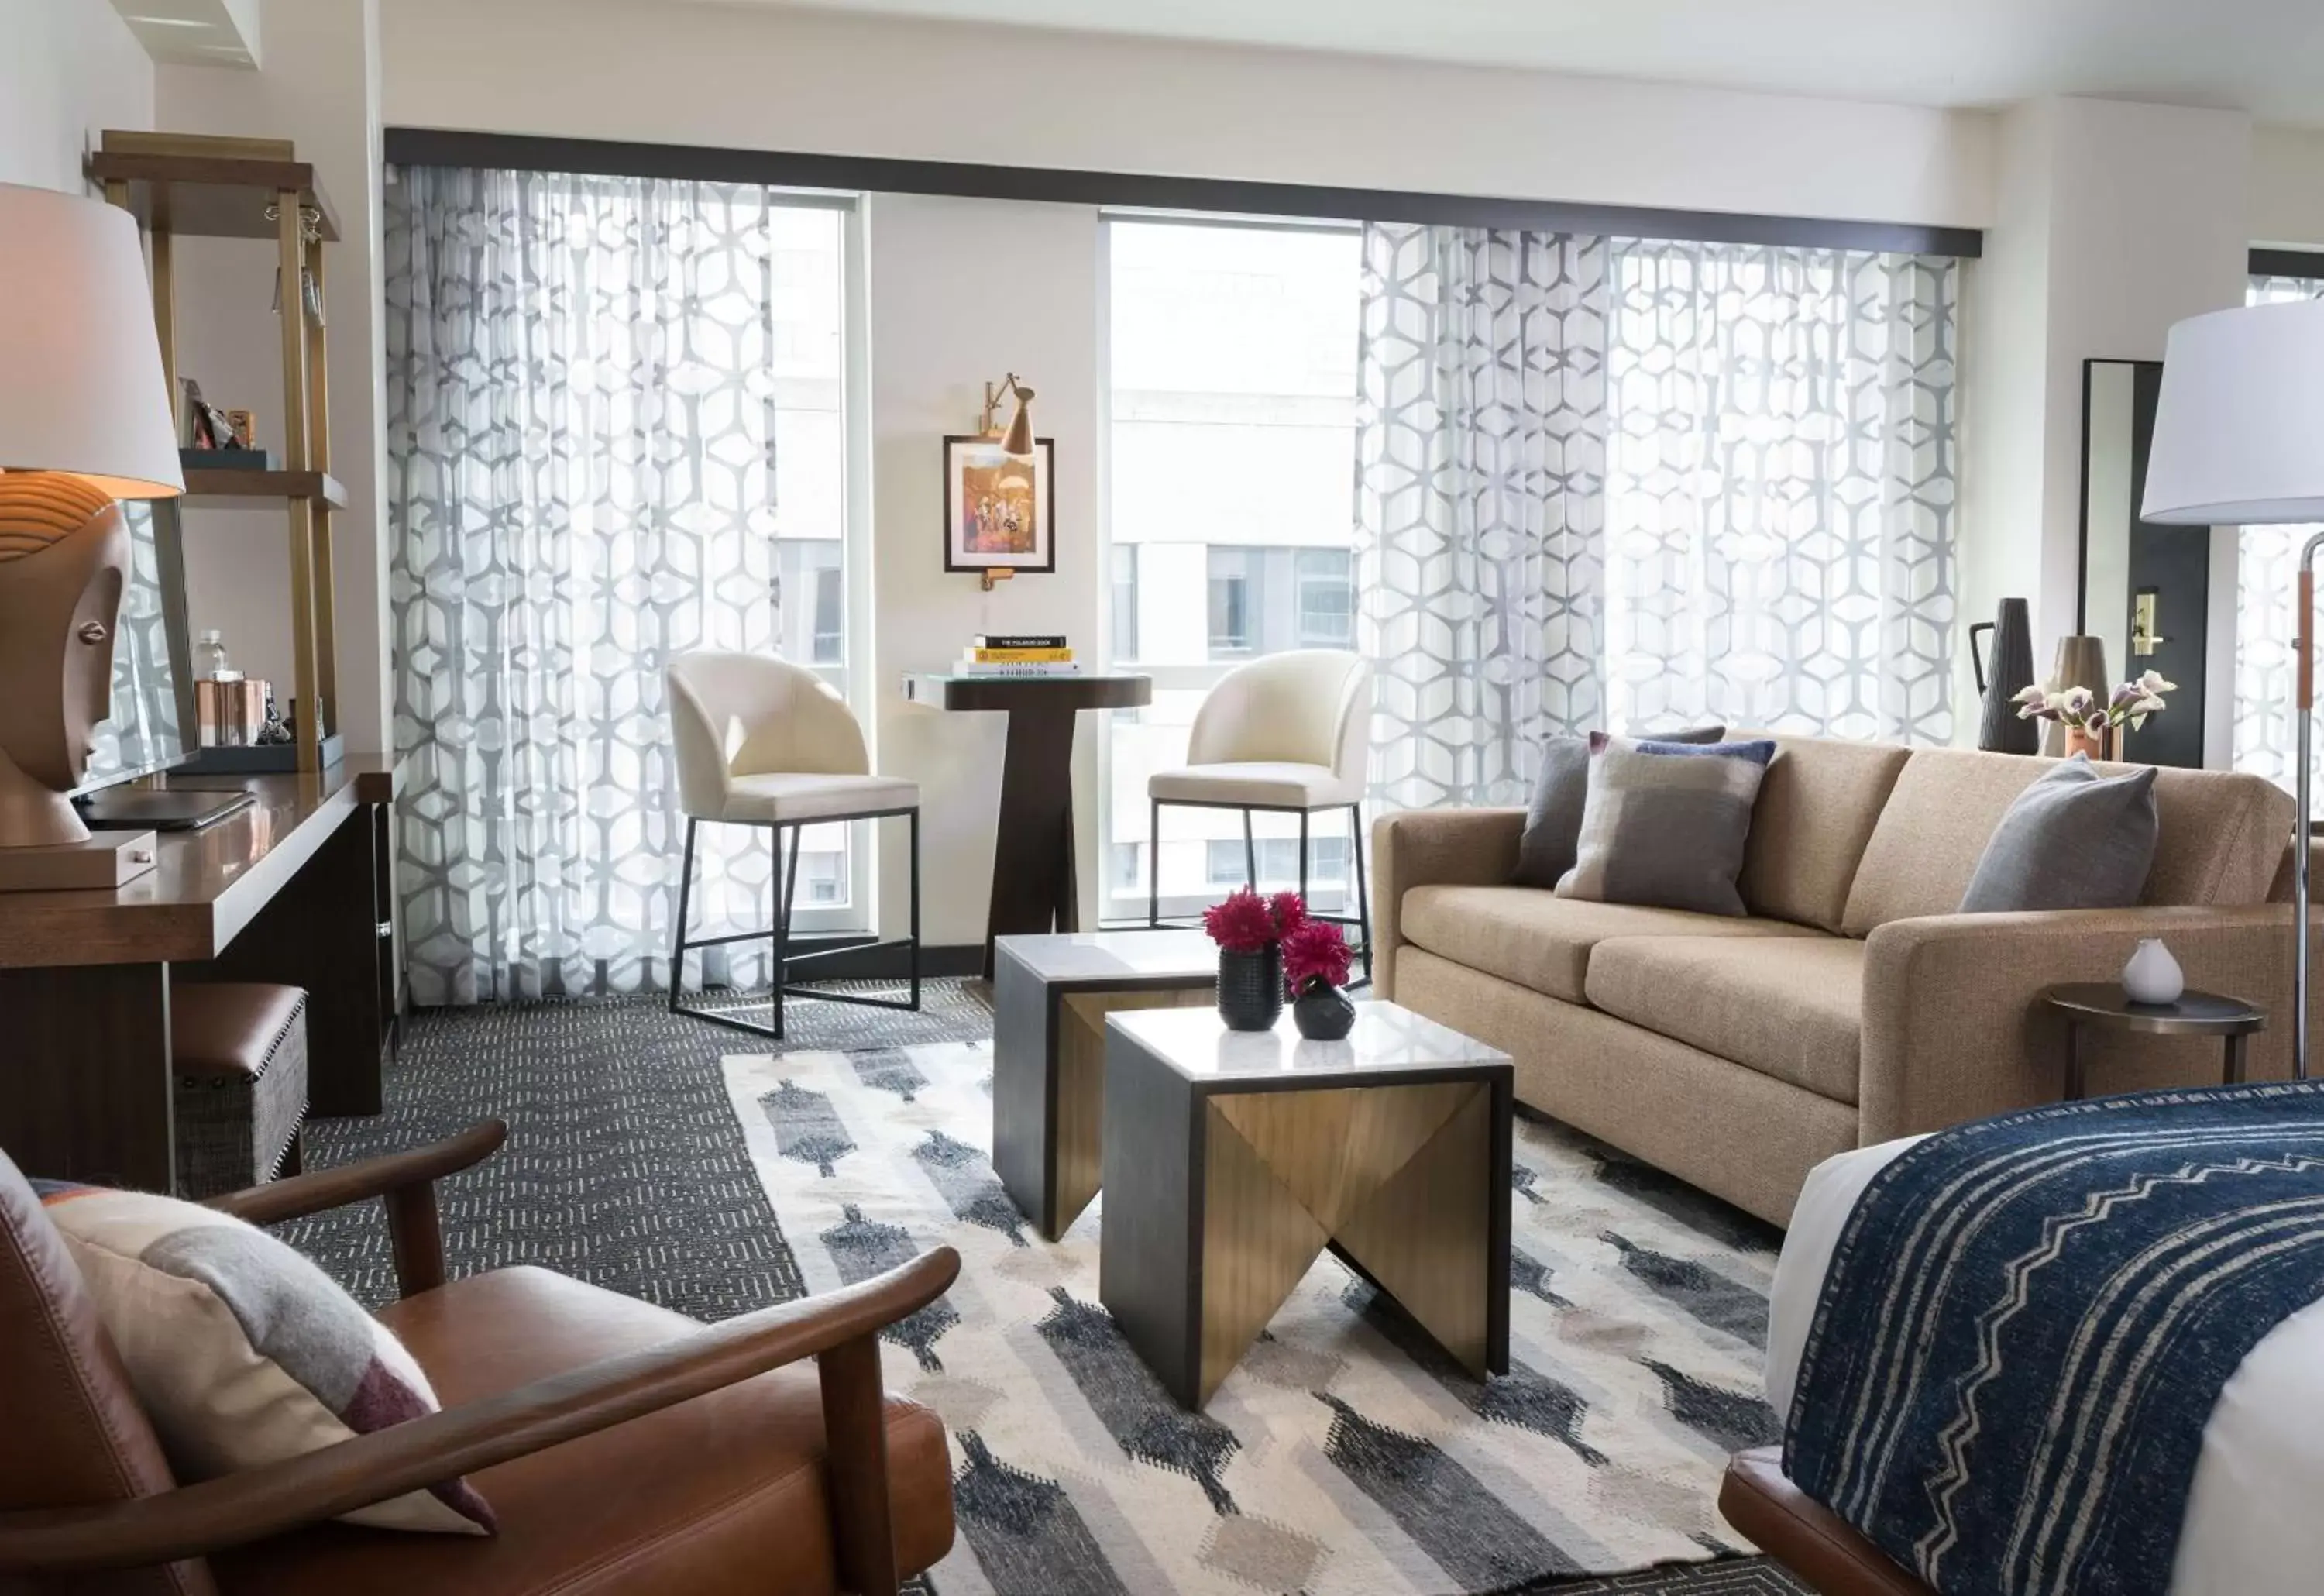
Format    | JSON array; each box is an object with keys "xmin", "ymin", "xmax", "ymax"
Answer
[{"xmin": 979, "ymin": 373, "xmax": 1036, "ymax": 457}]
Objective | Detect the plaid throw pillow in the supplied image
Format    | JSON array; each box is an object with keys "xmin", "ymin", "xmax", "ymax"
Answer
[
  {"xmin": 34, "ymin": 1181, "xmax": 495, "ymax": 1536},
  {"xmin": 1554, "ymin": 734, "xmax": 1776, "ymax": 917}
]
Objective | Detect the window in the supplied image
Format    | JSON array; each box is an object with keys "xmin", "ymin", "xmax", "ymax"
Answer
[
  {"xmin": 1112, "ymin": 543, "xmax": 1140, "ymax": 662},
  {"xmin": 1207, "ymin": 548, "xmax": 1257, "ymax": 655},
  {"xmin": 1295, "ymin": 549, "xmax": 1353, "ymax": 647},
  {"xmin": 1102, "ymin": 218, "xmax": 1363, "ymax": 923},
  {"xmin": 1205, "ymin": 837, "xmax": 1350, "ymax": 888}
]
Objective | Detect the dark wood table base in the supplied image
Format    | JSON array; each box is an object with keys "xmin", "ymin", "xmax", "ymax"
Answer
[
  {"xmin": 1098, "ymin": 1005, "xmax": 1512, "ymax": 1409},
  {"xmin": 903, "ymin": 673, "xmax": 1152, "ymax": 979}
]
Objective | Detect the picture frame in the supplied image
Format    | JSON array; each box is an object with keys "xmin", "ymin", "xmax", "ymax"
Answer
[{"xmin": 943, "ymin": 435, "xmax": 1054, "ymax": 576}]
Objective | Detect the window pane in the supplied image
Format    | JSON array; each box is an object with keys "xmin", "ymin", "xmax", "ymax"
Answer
[{"xmin": 1104, "ymin": 221, "xmax": 1361, "ymax": 921}]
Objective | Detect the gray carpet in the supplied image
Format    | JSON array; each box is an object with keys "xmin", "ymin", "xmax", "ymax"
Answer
[{"xmin": 288, "ymin": 981, "xmax": 1807, "ymax": 1596}]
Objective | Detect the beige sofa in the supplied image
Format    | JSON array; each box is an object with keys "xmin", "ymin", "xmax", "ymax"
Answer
[{"xmin": 1375, "ymin": 738, "xmax": 2301, "ymax": 1226}]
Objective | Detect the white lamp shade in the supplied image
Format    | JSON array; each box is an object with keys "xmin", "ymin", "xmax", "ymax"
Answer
[
  {"xmin": 0, "ymin": 183, "xmax": 183, "ymax": 498},
  {"xmin": 2143, "ymin": 298, "xmax": 2324, "ymax": 525}
]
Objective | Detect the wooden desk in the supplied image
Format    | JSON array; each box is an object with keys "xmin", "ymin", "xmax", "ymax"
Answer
[
  {"xmin": 903, "ymin": 672, "xmax": 1152, "ymax": 977},
  {"xmin": 0, "ymin": 755, "xmax": 401, "ymax": 1191}
]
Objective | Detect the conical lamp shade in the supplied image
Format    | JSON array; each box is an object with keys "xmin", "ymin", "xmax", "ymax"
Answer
[
  {"xmin": 1000, "ymin": 388, "xmax": 1035, "ymax": 458},
  {"xmin": 2144, "ymin": 299, "xmax": 2324, "ymax": 525},
  {"xmin": 0, "ymin": 184, "xmax": 183, "ymax": 498}
]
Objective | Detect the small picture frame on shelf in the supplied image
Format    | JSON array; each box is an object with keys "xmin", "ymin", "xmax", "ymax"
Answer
[{"xmin": 943, "ymin": 435, "xmax": 1054, "ymax": 576}]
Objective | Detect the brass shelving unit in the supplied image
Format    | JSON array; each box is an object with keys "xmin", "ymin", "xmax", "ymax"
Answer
[{"xmin": 91, "ymin": 130, "xmax": 343, "ymax": 772}]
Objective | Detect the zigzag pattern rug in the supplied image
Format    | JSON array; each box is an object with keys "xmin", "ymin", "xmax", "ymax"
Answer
[{"xmin": 725, "ymin": 1034, "xmax": 1786, "ymax": 1596}]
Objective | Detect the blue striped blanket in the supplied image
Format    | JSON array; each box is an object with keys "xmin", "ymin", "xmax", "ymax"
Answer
[{"xmin": 1783, "ymin": 1081, "xmax": 2324, "ymax": 1596}]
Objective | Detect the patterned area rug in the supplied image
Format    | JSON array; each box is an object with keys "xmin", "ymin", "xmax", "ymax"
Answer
[{"xmin": 724, "ymin": 1033, "xmax": 1788, "ymax": 1596}]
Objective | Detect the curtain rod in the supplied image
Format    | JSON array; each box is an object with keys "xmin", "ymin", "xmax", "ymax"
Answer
[{"xmin": 383, "ymin": 128, "xmax": 1985, "ymax": 259}]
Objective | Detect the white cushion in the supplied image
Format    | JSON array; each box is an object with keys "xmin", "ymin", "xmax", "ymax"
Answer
[
  {"xmin": 719, "ymin": 772, "xmax": 920, "ymax": 824},
  {"xmin": 1148, "ymin": 762, "xmax": 1361, "ymax": 809},
  {"xmin": 34, "ymin": 1181, "xmax": 495, "ymax": 1535}
]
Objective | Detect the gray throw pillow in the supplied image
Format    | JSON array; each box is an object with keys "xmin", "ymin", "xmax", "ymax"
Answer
[
  {"xmin": 1514, "ymin": 724, "xmax": 1726, "ymax": 888},
  {"xmin": 1958, "ymin": 755, "xmax": 2158, "ymax": 913},
  {"xmin": 1554, "ymin": 734, "xmax": 1776, "ymax": 917}
]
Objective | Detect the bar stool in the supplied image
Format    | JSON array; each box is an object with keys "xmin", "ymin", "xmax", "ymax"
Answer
[
  {"xmin": 171, "ymin": 982, "xmax": 308, "ymax": 1199},
  {"xmin": 1147, "ymin": 648, "xmax": 1374, "ymax": 981},
  {"xmin": 666, "ymin": 651, "xmax": 920, "ymax": 1040}
]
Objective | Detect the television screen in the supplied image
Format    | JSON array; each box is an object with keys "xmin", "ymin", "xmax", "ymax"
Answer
[{"xmin": 74, "ymin": 500, "xmax": 190, "ymax": 794}]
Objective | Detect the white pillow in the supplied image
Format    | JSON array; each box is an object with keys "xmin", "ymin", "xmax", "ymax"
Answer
[{"xmin": 35, "ymin": 1180, "xmax": 494, "ymax": 1535}]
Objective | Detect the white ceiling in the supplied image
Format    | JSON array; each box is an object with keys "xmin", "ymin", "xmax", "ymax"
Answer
[
  {"xmin": 701, "ymin": 0, "xmax": 2324, "ymax": 126},
  {"xmin": 108, "ymin": 0, "xmax": 259, "ymax": 67}
]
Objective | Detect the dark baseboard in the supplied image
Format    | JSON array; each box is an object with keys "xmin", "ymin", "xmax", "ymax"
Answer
[{"xmin": 750, "ymin": 938, "xmax": 985, "ymax": 982}]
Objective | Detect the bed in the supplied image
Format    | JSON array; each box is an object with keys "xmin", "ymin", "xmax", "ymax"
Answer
[{"xmin": 1724, "ymin": 1116, "xmax": 2324, "ymax": 1596}]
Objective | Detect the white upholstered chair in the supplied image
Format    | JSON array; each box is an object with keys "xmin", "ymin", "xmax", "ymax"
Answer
[
  {"xmin": 1147, "ymin": 648, "xmax": 1373, "ymax": 979},
  {"xmin": 666, "ymin": 650, "xmax": 919, "ymax": 1037}
]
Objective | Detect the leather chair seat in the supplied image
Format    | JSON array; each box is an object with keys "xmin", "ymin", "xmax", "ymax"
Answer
[
  {"xmin": 717, "ymin": 772, "xmax": 920, "ymax": 825},
  {"xmin": 214, "ymin": 1267, "xmax": 955, "ymax": 1596},
  {"xmin": 171, "ymin": 983, "xmax": 307, "ymax": 1081},
  {"xmin": 1148, "ymin": 761, "xmax": 1360, "ymax": 808}
]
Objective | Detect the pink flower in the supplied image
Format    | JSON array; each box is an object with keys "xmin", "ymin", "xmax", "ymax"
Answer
[
  {"xmin": 1269, "ymin": 891, "xmax": 1309, "ymax": 937},
  {"xmin": 1282, "ymin": 919, "xmax": 1353, "ymax": 993},
  {"xmin": 1202, "ymin": 887, "xmax": 1279, "ymax": 954}
]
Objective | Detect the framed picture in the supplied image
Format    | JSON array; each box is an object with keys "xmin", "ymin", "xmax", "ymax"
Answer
[{"xmin": 944, "ymin": 435, "xmax": 1054, "ymax": 576}]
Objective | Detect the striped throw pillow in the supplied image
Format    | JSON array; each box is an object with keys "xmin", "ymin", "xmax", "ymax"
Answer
[
  {"xmin": 1555, "ymin": 734, "xmax": 1777, "ymax": 917},
  {"xmin": 34, "ymin": 1180, "xmax": 495, "ymax": 1535}
]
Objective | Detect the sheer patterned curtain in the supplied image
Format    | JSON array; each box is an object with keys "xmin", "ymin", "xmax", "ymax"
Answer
[
  {"xmin": 2233, "ymin": 271, "xmax": 2324, "ymax": 791},
  {"xmin": 1602, "ymin": 242, "xmax": 1958, "ymax": 741},
  {"xmin": 387, "ymin": 167, "xmax": 797, "ymax": 1004},
  {"xmin": 1356, "ymin": 223, "xmax": 1610, "ymax": 810},
  {"xmin": 1356, "ymin": 227, "xmax": 1961, "ymax": 810}
]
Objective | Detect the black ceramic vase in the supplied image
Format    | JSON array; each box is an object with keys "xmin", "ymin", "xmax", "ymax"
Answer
[
  {"xmin": 1292, "ymin": 981, "xmax": 1356, "ymax": 1041},
  {"xmin": 1216, "ymin": 945, "xmax": 1284, "ymax": 1031},
  {"xmin": 1970, "ymin": 597, "xmax": 2040, "ymax": 755}
]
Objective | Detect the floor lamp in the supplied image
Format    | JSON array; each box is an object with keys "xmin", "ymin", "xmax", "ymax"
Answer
[{"xmin": 2143, "ymin": 298, "xmax": 2324, "ymax": 1079}]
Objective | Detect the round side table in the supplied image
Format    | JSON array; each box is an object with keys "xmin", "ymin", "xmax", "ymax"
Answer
[{"xmin": 2040, "ymin": 984, "xmax": 2268, "ymax": 1100}]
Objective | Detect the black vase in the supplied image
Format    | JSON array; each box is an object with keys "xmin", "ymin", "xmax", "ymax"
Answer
[
  {"xmin": 1970, "ymin": 598, "xmax": 2039, "ymax": 755},
  {"xmin": 1292, "ymin": 982, "xmax": 1356, "ymax": 1040},
  {"xmin": 1216, "ymin": 946, "xmax": 1284, "ymax": 1031}
]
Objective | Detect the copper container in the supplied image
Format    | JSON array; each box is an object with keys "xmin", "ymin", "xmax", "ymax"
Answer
[{"xmin": 194, "ymin": 678, "xmax": 269, "ymax": 747}]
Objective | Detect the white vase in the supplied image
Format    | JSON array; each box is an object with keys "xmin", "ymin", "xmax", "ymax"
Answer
[{"xmin": 2123, "ymin": 938, "xmax": 2185, "ymax": 1006}]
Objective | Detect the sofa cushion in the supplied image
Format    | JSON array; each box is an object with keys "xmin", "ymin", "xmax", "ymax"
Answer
[
  {"xmin": 1841, "ymin": 748, "xmax": 2295, "ymax": 935},
  {"xmin": 1398, "ymin": 884, "xmax": 1822, "ymax": 1003},
  {"xmin": 1586, "ymin": 936, "xmax": 1866, "ymax": 1103},
  {"xmin": 1513, "ymin": 724, "xmax": 1724, "ymax": 889},
  {"xmin": 1737, "ymin": 736, "xmax": 1911, "ymax": 932},
  {"xmin": 1557, "ymin": 736, "xmax": 1777, "ymax": 916},
  {"xmin": 1958, "ymin": 755, "xmax": 2158, "ymax": 912}
]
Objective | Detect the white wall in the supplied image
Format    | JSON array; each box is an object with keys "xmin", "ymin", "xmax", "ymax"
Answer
[
  {"xmin": 381, "ymin": 0, "xmax": 1996, "ymax": 231},
  {"xmin": 0, "ymin": 0, "xmax": 152, "ymax": 194},
  {"xmin": 1959, "ymin": 98, "xmax": 2252, "ymax": 761},
  {"xmin": 865, "ymin": 195, "xmax": 1102, "ymax": 944},
  {"xmin": 159, "ymin": 0, "xmax": 392, "ymax": 755},
  {"xmin": 2254, "ymin": 126, "xmax": 2324, "ymax": 250}
]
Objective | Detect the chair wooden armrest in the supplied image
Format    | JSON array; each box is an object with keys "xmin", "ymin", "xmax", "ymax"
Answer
[
  {"xmin": 205, "ymin": 1120, "xmax": 507, "ymax": 1297},
  {"xmin": 0, "ymin": 1245, "xmax": 960, "ymax": 1590}
]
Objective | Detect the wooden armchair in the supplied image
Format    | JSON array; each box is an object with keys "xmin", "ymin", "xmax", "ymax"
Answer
[{"xmin": 0, "ymin": 1120, "xmax": 961, "ymax": 1596}]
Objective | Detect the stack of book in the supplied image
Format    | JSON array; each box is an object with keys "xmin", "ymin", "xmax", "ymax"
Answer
[{"xmin": 959, "ymin": 635, "xmax": 1080, "ymax": 676}]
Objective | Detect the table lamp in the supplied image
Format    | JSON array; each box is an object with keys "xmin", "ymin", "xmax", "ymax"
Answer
[
  {"xmin": 2143, "ymin": 296, "xmax": 2324, "ymax": 1078},
  {"xmin": 0, "ymin": 183, "xmax": 185, "ymax": 890}
]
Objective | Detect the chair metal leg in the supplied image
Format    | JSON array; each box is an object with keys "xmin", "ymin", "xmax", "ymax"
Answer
[
  {"xmin": 907, "ymin": 808, "xmax": 922, "ymax": 1012},
  {"xmin": 1243, "ymin": 807, "xmax": 1258, "ymax": 889},
  {"xmin": 1350, "ymin": 803, "xmax": 1373, "ymax": 987},
  {"xmin": 668, "ymin": 818, "xmax": 699, "ymax": 1013},
  {"xmin": 1298, "ymin": 810, "xmax": 1309, "ymax": 903},
  {"xmin": 772, "ymin": 823, "xmax": 803, "ymax": 1039},
  {"xmin": 1149, "ymin": 799, "xmax": 1163, "ymax": 929}
]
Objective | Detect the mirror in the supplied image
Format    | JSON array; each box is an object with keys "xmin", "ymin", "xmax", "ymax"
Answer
[{"xmin": 2079, "ymin": 358, "xmax": 2206, "ymax": 768}]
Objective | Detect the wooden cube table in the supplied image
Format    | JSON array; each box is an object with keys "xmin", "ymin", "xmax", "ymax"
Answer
[
  {"xmin": 992, "ymin": 929, "xmax": 1219, "ymax": 1241},
  {"xmin": 1099, "ymin": 1001, "xmax": 1514, "ymax": 1409}
]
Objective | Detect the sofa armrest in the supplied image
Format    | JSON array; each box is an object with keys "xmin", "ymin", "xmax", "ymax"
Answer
[
  {"xmin": 1370, "ymin": 807, "xmax": 1525, "ymax": 998},
  {"xmin": 1858, "ymin": 903, "xmax": 2309, "ymax": 1144}
]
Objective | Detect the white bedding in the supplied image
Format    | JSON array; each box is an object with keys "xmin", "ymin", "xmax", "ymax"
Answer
[{"xmin": 1765, "ymin": 1137, "xmax": 2324, "ymax": 1596}]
